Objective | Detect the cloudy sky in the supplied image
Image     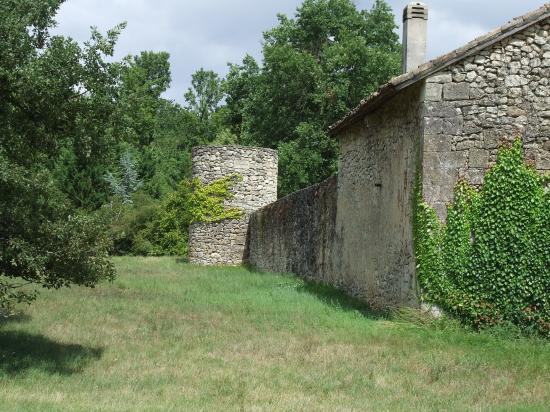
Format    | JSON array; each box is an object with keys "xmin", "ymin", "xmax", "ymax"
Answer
[{"xmin": 54, "ymin": 0, "xmax": 546, "ymax": 103}]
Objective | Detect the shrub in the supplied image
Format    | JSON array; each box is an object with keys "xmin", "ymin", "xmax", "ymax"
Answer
[
  {"xmin": 148, "ymin": 174, "xmax": 244, "ymax": 256},
  {"xmin": 106, "ymin": 174, "xmax": 243, "ymax": 257},
  {"xmin": 414, "ymin": 140, "xmax": 550, "ymax": 337},
  {"xmin": 106, "ymin": 192, "xmax": 160, "ymax": 256}
]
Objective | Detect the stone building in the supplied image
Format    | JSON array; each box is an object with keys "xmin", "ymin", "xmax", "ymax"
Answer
[{"xmin": 247, "ymin": 3, "xmax": 550, "ymax": 309}]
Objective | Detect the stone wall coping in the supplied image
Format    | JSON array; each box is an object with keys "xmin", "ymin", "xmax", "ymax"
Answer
[
  {"xmin": 192, "ymin": 145, "xmax": 278, "ymax": 156},
  {"xmin": 252, "ymin": 175, "xmax": 338, "ymax": 215},
  {"xmin": 329, "ymin": 3, "xmax": 550, "ymax": 135}
]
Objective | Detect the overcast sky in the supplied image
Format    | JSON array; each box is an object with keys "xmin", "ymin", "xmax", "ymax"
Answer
[{"xmin": 54, "ymin": 0, "xmax": 546, "ymax": 103}]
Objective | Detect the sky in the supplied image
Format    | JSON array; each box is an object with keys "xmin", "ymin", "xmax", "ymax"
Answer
[{"xmin": 54, "ymin": 0, "xmax": 547, "ymax": 103}]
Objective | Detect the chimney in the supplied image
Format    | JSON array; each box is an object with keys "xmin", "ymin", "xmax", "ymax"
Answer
[{"xmin": 402, "ymin": 2, "xmax": 428, "ymax": 73}]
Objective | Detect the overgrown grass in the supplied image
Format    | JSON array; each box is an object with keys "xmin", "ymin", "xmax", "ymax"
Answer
[{"xmin": 1, "ymin": 257, "xmax": 549, "ymax": 411}]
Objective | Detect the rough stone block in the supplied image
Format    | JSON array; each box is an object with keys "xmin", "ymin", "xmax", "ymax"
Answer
[
  {"xmin": 469, "ymin": 149, "xmax": 490, "ymax": 168},
  {"xmin": 424, "ymin": 83, "xmax": 443, "ymax": 101},
  {"xmin": 442, "ymin": 151, "xmax": 468, "ymax": 169},
  {"xmin": 424, "ymin": 134, "xmax": 451, "ymax": 152},
  {"xmin": 443, "ymin": 83, "xmax": 470, "ymax": 101},
  {"xmin": 427, "ymin": 72, "xmax": 452, "ymax": 83},
  {"xmin": 505, "ymin": 75, "xmax": 529, "ymax": 87},
  {"xmin": 424, "ymin": 117, "xmax": 443, "ymax": 134},
  {"xmin": 424, "ymin": 102, "xmax": 457, "ymax": 118},
  {"xmin": 442, "ymin": 117, "xmax": 464, "ymax": 135}
]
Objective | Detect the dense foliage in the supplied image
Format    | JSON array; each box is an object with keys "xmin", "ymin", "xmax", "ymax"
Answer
[
  {"xmin": 0, "ymin": 0, "xmax": 120, "ymax": 312},
  {"xmin": 225, "ymin": 0, "xmax": 401, "ymax": 195},
  {"xmin": 110, "ymin": 175, "xmax": 243, "ymax": 257},
  {"xmin": 414, "ymin": 141, "xmax": 550, "ymax": 337}
]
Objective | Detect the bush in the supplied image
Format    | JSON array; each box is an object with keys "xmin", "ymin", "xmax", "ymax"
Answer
[
  {"xmin": 1, "ymin": 157, "xmax": 115, "ymax": 313},
  {"xmin": 106, "ymin": 192, "xmax": 161, "ymax": 256},
  {"xmin": 148, "ymin": 174, "xmax": 244, "ymax": 256},
  {"xmin": 106, "ymin": 174, "xmax": 243, "ymax": 257},
  {"xmin": 415, "ymin": 140, "xmax": 550, "ymax": 337}
]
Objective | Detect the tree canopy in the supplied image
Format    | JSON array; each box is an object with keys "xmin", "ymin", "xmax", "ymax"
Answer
[
  {"xmin": 225, "ymin": 0, "xmax": 401, "ymax": 195},
  {"xmin": 0, "ymin": 0, "xmax": 120, "ymax": 311}
]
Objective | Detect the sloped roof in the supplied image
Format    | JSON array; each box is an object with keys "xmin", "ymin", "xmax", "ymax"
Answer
[{"xmin": 329, "ymin": 3, "xmax": 550, "ymax": 135}]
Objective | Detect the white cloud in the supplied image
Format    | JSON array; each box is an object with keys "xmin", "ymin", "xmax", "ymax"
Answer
[{"xmin": 53, "ymin": 0, "xmax": 548, "ymax": 103}]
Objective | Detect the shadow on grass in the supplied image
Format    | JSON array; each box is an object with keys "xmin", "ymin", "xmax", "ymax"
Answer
[
  {"xmin": 0, "ymin": 331, "xmax": 103, "ymax": 376},
  {"xmin": 244, "ymin": 265, "xmax": 388, "ymax": 321},
  {"xmin": 295, "ymin": 281, "xmax": 389, "ymax": 320},
  {"xmin": 0, "ymin": 312, "xmax": 32, "ymax": 325}
]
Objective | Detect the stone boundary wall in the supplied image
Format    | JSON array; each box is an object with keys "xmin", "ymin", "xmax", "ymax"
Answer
[
  {"xmin": 246, "ymin": 176, "xmax": 340, "ymax": 287},
  {"xmin": 188, "ymin": 146, "xmax": 278, "ymax": 266}
]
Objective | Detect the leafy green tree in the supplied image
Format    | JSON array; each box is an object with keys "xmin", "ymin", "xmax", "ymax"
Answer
[
  {"xmin": 228, "ymin": 0, "xmax": 401, "ymax": 195},
  {"xmin": 224, "ymin": 55, "xmax": 260, "ymax": 138},
  {"xmin": 116, "ymin": 51, "xmax": 172, "ymax": 147},
  {"xmin": 0, "ymin": 0, "xmax": 118, "ymax": 311},
  {"xmin": 112, "ymin": 51, "xmax": 203, "ymax": 199},
  {"xmin": 184, "ymin": 68, "xmax": 224, "ymax": 141},
  {"xmin": 185, "ymin": 68, "xmax": 224, "ymax": 123}
]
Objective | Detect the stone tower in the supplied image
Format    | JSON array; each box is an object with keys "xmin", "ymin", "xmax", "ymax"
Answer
[{"xmin": 188, "ymin": 146, "xmax": 278, "ymax": 265}]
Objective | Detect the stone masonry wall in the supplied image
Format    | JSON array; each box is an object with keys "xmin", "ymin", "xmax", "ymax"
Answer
[
  {"xmin": 191, "ymin": 146, "xmax": 278, "ymax": 211},
  {"xmin": 188, "ymin": 146, "xmax": 278, "ymax": 265},
  {"xmin": 335, "ymin": 84, "xmax": 423, "ymax": 309},
  {"xmin": 423, "ymin": 18, "xmax": 550, "ymax": 220},
  {"xmin": 248, "ymin": 86, "xmax": 423, "ymax": 309},
  {"xmin": 246, "ymin": 176, "xmax": 338, "ymax": 285}
]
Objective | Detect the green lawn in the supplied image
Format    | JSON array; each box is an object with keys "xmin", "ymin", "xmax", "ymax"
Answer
[{"xmin": 0, "ymin": 257, "xmax": 549, "ymax": 411}]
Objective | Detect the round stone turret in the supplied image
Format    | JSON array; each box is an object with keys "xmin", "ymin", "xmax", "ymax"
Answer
[{"xmin": 188, "ymin": 145, "xmax": 278, "ymax": 265}]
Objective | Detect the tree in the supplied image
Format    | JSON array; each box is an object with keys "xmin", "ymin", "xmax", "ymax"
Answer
[
  {"xmin": 224, "ymin": 55, "xmax": 260, "ymax": 139},
  {"xmin": 227, "ymin": 0, "xmax": 401, "ymax": 195},
  {"xmin": 105, "ymin": 152, "xmax": 143, "ymax": 204},
  {"xmin": 184, "ymin": 68, "xmax": 224, "ymax": 141},
  {"xmin": 116, "ymin": 51, "xmax": 172, "ymax": 147},
  {"xmin": 0, "ymin": 0, "xmax": 119, "ymax": 312}
]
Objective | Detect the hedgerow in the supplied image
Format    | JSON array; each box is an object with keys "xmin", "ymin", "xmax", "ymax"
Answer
[{"xmin": 414, "ymin": 140, "xmax": 550, "ymax": 337}]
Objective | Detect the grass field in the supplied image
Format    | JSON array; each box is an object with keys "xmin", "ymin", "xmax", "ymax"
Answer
[{"xmin": 0, "ymin": 257, "xmax": 549, "ymax": 411}]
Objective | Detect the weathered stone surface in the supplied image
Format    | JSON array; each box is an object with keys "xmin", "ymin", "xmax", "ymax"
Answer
[
  {"xmin": 427, "ymin": 72, "xmax": 452, "ymax": 83},
  {"xmin": 424, "ymin": 82, "xmax": 443, "ymax": 101},
  {"xmin": 443, "ymin": 82, "xmax": 470, "ymax": 100},
  {"xmin": 469, "ymin": 149, "xmax": 490, "ymax": 168},
  {"xmin": 189, "ymin": 218, "xmax": 249, "ymax": 266},
  {"xmin": 423, "ymin": 18, "xmax": 550, "ymax": 219},
  {"xmin": 249, "ymin": 85, "xmax": 423, "ymax": 310},
  {"xmin": 335, "ymin": 84, "xmax": 422, "ymax": 309},
  {"xmin": 188, "ymin": 146, "xmax": 278, "ymax": 266},
  {"xmin": 247, "ymin": 176, "xmax": 338, "ymax": 286}
]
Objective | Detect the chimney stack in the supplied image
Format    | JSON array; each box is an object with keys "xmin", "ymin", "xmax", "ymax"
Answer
[{"xmin": 402, "ymin": 2, "xmax": 428, "ymax": 73}]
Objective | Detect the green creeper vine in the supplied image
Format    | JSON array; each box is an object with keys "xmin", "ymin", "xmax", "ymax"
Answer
[
  {"xmin": 414, "ymin": 140, "xmax": 550, "ymax": 337},
  {"xmin": 148, "ymin": 174, "xmax": 244, "ymax": 256}
]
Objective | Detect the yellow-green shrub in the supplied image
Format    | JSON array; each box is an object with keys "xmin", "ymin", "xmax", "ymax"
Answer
[{"xmin": 146, "ymin": 174, "xmax": 243, "ymax": 256}]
